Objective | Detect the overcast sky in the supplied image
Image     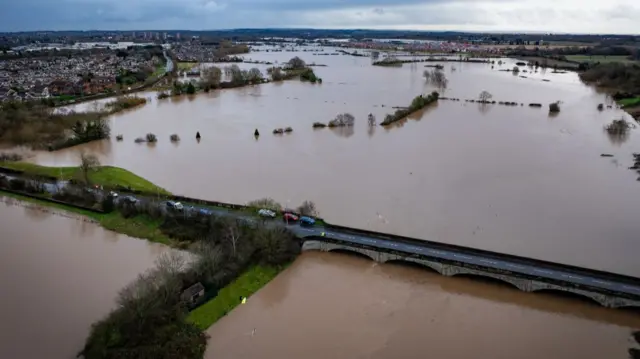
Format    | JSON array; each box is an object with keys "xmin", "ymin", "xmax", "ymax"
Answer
[{"xmin": 2, "ymin": 0, "xmax": 639, "ymax": 34}]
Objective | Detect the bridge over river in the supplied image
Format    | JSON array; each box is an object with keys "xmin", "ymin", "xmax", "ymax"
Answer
[
  {"xmin": 285, "ymin": 225, "xmax": 640, "ymax": 309},
  {"xmin": 3, "ymin": 170, "xmax": 640, "ymax": 309}
]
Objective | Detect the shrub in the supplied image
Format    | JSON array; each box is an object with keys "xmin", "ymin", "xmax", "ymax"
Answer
[
  {"xmin": 146, "ymin": 133, "xmax": 158, "ymax": 143},
  {"xmin": 597, "ymin": 103, "xmax": 604, "ymax": 111},
  {"xmin": 247, "ymin": 198, "xmax": 282, "ymax": 211},
  {"xmin": 284, "ymin": 127, "xmax": 293, "ymax": 133},
  {"xmin": 549, "ymin": 102, "xmax": 561, "ymax": 113},
  {"xmin": 157, "ymin": 91, "xmax": 170, "ymax": 99},
  {"xmin": 0, "ymin": 152, "xmax": 23, "ymax": 162},
  {"xmin": 312, "ymin": 122, "xmax": 327, "ymax": 128},
  {"xmin": 134, "ymin": 137, "xmax": 146, "ymax": 143},
  {"xmin": 116, "ymin": 134, "xmax": 123, "ymax": 141},
  {"xmin": 605, "ymin": 118, "xmax": 633, "ymax": 135},
  {"xmin": 328, "ymin": 113, "xmax": 355, "ymax": 127},
  {"xmin": 170, "ymin": 134, "xmax": 180, "ymax": 142},
  {"xmin": 9, "ymin": 178, "xmax": 26, "ymax": 191}
]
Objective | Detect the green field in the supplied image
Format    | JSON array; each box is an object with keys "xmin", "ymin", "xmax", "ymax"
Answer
[
  {"xmin": 187, "ymin": 265, "xmax": 285, "ymax": 330},
  {"xmin": 618, "ymin": 97, "xmax": 640, "ymax": 108},
  {"xmin": 0, "ymin": 162, "xmax": 170, "ymax": 194},
  {"xmin": 565, "ymin": 55, "xmax": 637, "ymax": 64}
]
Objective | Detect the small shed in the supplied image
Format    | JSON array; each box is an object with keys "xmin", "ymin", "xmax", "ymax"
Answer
[{"xmin": 181, "ymin": 282, "xmax": 205, "ymax": 305}]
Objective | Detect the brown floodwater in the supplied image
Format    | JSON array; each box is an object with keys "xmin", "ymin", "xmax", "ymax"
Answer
[
  {"xmin": 205, "ymin": 251, "xmax": 640, "ymax": 359},
  {"xmin": 26, "ymin": 48, "xmax": 640, "ymax": 276},
  {"xmin": 0, "ymin": 196, "xmax": 175, "ymax": 359}
]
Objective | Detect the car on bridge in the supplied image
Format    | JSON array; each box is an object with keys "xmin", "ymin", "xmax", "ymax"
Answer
[
  {"xmin": 166, "ymin": 201, "xmax": 184, "ymax": 211},
  {"xmin": 283, "ymin": 213, "xmax": 299, "ymax": 223},
  {"xmin": 258, "ymin": 209, "xmax": 276, "ymax": 218},
  {"xmin": 299, "ymin": 216, "xmax": 315, "ymax": 227}
]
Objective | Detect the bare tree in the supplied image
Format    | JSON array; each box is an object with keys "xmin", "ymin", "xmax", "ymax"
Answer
[
  {"xmin": 479, "ymin": 91, "xmax": 493, "ymax": 103},
  {"xmin": 288, "ymin": 56, "xmax": 306, "ymax": 69},
  {"xmin": 297, "ymin": 200, "xmax": 318, "ymax": 217},
  {"xmin": 246, "ymin": 68, "xmax": 264, "ymax": 83},
  {"xmin": 329, "ymin": 113, "xmax": 355, "ymax": 127},
  {"xmin": 367, "ymin": 113, "xmax": 376, "ymax": 127},
  {"xmin": 202, "ymin": 66, "xmax": 222, "ymax": 87},
  {"xmin": 512, "ymin": 66, "xmax": 520, "ymax": 74},
  {"xmin": 268, "ymin": 66, "xmax": 284, "ymax": 81},
  {"xmin": 423, "ymin": 69, "xmax": 432, "ymax": 81},
  {"xmin": 222, "ymin": 217, "xmax": 242, "ymax": 256},
  {"xmin": 79, "ymin": 151, "xmax": 100, "ymax": 184},
  {"xmin": 192, "ymin": 241, "xmax": 224, "ymax": 286}
]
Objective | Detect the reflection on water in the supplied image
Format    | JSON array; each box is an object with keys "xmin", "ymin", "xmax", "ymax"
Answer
[
  {"xmin": 0, "ymin": 198, "xmax": 175, "ymax": 359},
  {"xmin": 26, "ymin": 50, "xmax": 640, "ymax": 276},
  {"xmin": 205, "ymin": 252, "xmax": 640, "ymax": 359}
]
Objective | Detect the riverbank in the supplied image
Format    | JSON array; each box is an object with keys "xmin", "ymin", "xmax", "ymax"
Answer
[{"xmin": 188, "ymin": 265, "xmax": 286, "ymax": 330}]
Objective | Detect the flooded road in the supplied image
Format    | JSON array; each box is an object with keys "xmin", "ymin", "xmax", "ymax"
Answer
[
  {"xmin": 206, "ymin": 252, "xmax": 640, "ymax": 359},
  {"xmin": 27, "ymin": 49, "xmax": 640, "ymax": 276},
  {"xmin": 0, "ymin": 197, "xmax": 175, "ymax": 359}
]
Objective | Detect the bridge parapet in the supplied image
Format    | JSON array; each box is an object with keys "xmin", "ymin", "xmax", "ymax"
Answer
[{"xmin": 301, "ymin": 240, "xmax": 640, "ymax": 309}]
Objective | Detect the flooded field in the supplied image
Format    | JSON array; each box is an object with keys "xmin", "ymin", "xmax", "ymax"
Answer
[
  {"xmin": 205, "ymin": 252, "xmax": 640, "ymax": 359},
  {"xmin": 26, "ymin": 47, "xmax": 640, "ymax": 276},
  {"xmin": 0, "ymin": 197, "xmax": 175, "ymax": 359}
]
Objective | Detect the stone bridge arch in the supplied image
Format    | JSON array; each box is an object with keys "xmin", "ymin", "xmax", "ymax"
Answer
[
  {"xmin": 530, "ymin": 288, "xmax": 606, "ymax": 307},
  {"xmin": 381, "ymin": 256, "xmax": 444, "ymax": 275},
  {"xmin": 302, "ymin": 240, "xmax": 380, "ymax": 262},
  {"xmin": 444, "ymin": 265, "xmax": 529, "ymax": 292}
]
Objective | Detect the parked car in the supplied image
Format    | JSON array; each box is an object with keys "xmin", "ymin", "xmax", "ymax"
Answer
[
  {"xmin": 283, "ymin": 213, "xmax": 299, "ymax": 223},
  {"xmin": 258, "ymin": 209, "xmax": 276, "ymax": 218},
  {"xmin": 199, "ymin": 208, "xmax": 213, "ymax": 216},
  {"xmin": 122, "ymin": 195, "xmax": 138, "ymax": 204},
  {"xmin": 300, "ymin": 216, "xmax": 316, "ymax": 227},
  {"xmin": 166, "ymin": 201, "xmax": 184, "ymax": 211}
]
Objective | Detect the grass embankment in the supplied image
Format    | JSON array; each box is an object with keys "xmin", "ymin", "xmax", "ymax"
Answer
[
  {"xmin": 0, "ymin": 163, "xmax": 174, "ymax": 244},
  {"xmin": 188, "ymin": 265, "xmax": 285, "ymax": 330},
  {"xmin": 618, "ymin": 97, "xmax": 640, "ymax": 108},
  {"xmin": 0, "ymin": 162, "xmax": 169, "ymax": 194}
]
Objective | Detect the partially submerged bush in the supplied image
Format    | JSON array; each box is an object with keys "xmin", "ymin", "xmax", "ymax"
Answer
[
  {"xmin": 284, "ymin": 127, "xmax": 293, "ymax": 133},
  {"xmin": 116, "ymin": 134, "xmax": 123, "ymax": 141},
  {"xmin": 549, "ymin": 102, "xmax": 561, "ymax": 113},
  {"xmin": 170, "ymin": 134, "xmax": 180, "ymax": 142},
  {"xmin": 273, "ymin": 128, "xmax": 284, "ymax": 134},
  {"xmin": 0, "ymin": 152, "xmax": 23, "ymax": 162},
  {"xmin": 134, "ymin": 137, "xmax": 146, "ymax": 143},
  {"xmin": 328, "ymin": 113, "xmax": 355, "ymax": 127},
  {"xmin": 146, "ymin": 133, "xmax": 157, "ymax": 143},
  {"xmin": 605, "ymin": 118, "xmax": 634, "ymax": 135},
  {"xmin": 312, "ymin": 122, "xmax": 327, "ymax": 128}
]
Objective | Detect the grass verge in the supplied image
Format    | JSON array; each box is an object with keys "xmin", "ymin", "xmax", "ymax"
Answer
[
  {"xmin": 187, "ymin": 265, "xmax": 285, "ymax": 330},
  {"xmin": 0, "ymin": 162, "xmax": 170, "ymax": 194}
]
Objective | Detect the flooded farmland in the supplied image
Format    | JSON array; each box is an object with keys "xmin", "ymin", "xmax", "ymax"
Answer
[
  {"xmin": 3, "ymin": 46, "xmax": 640, "ymax": 359},
  {"xmin": 28, "ymin": 48, "xmax": 640, "ymax": 276}
]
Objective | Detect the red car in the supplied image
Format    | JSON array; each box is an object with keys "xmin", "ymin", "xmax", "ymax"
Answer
[{"xmin": 283, "ymin": 213, "xmax": 299, "ymax": 223}]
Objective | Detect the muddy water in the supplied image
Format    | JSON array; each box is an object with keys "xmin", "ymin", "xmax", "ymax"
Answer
[
  {"xmin": 28, "ymin": 48, "xmax": 640, "ymax": 276},
  {"xmin": 206, "ymin": 252, "xmax": 640, "ymax": 359},
  {"xmin": 0, "ymin": 197, "xmax": 175, "ymax": 359}
]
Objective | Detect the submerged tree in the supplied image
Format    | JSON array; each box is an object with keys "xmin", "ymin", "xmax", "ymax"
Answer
[{"xmin": 479, "ymin": 90, "xmax": 493, "ymax": 103}]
